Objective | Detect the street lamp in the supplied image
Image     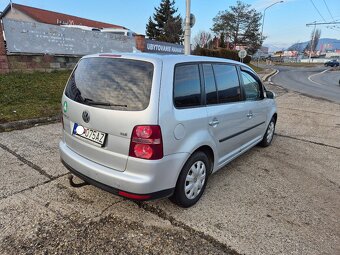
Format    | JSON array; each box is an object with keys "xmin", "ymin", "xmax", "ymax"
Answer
[{"xmin": 261, "ymin": 1, "xmax": 284, "ymax": 42}]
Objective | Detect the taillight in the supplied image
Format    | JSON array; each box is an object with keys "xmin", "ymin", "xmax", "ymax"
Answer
[{"xmin": 129, "ymin": 125, "xmax": 163, "ymax": 160}]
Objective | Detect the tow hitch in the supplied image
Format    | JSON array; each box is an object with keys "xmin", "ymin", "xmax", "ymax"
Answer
[{"xmin": 68, "ymin": 174, "xmax": 89, "ymax": 188}]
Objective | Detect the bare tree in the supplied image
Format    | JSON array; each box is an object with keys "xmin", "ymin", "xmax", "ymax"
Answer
[
  {"xmin": 304, "ymin": 29, "xmax": 321, "ymax": 53},
  {"xmin": 312, "ymin": 29, "xmax": 321, "ymax": 52},
  {"xmin": 192, "ymin": 31, "xmax": 212, "ymax": 49}
]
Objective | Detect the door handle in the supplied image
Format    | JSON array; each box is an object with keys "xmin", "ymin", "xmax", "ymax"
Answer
[
  {"xmin": 209, "ymin": 118, "xmax": 219, "ymax": 127},
  {"xmin": 247, "ymin": 111, "xmax": 253, "ymax": 118}
]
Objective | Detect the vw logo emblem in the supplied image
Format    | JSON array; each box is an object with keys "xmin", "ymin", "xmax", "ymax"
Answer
[{"xmin": 82, "ymin": 110, "xmax": 90, "ymax": 123}]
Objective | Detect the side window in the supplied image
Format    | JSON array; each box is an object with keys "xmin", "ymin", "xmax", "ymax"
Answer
[
  {"xmin": 241, "ymin": 71, "xmax": 262, "ymax": 100},
  {"xmin": 202, "ymin": 64, "xmax": 218, "ymax": 105},
  {"xmin": 213, "ymin": 64, "xmax": 241, "ymax": 103},
  {"xmin": 174, "ymin": 64, "xmax": 202, "ymax": 108}
]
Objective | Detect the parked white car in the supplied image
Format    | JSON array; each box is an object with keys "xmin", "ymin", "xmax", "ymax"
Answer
[
  {"xmin": 59, "ymin": 53, "xmax": 277, "ymax": 207},
  {"xmin": 61, "ymin": 24, "xmax": 101, "ymax": 32}
]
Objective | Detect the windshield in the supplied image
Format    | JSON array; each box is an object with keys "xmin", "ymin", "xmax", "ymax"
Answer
[{"xmin": 65, "ymin": 57, "xmax": 154, "ymax": 111}]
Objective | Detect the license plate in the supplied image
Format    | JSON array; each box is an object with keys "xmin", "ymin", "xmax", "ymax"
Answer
[{"xmin": 73, "ymin": 123, "xmax": 106, "ymax": 146}]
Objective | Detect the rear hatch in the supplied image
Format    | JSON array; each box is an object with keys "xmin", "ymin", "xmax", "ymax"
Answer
[{"xmin": 62, "ymin": 55, "xmax": 160, "ymax": 172}]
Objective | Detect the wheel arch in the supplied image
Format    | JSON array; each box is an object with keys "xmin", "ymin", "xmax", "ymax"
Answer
[
  {"xmin": 272, "ymin": 112, "xmax": 278, "ymax": 123},
  {"xmin": 192, "ymin": 145, "xmax": 215, "ymax": 175}
]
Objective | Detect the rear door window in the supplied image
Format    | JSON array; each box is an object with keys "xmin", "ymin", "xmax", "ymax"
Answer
[
  {"xmin": 173, "ymin": 64, "xmax": 202, "ymax": 108},
  {"xmin": 202, "ymin": 64, "xmax": 218, "ymax": 105},
  {"xmin": 212, "ymin": 64, "xmax": 241, "ymax": 103},
  {"xmin": 65, "ymin": 57, "xmax": 154, "ymax": 111}
]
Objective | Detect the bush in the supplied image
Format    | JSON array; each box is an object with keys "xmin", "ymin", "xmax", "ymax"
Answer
[{"xmin": 192, "ymin": 47, "xmax": 251, "ymax": 64}]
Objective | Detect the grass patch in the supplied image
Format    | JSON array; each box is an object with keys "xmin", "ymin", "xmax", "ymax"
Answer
[
  {"xmin": 273, "ymin": 62, "xmax": 322, "ymax": 68},
  {"xmin": 0, "ymin": 71, "xmax": 71, "ymax": 123},
  {"xmin": 248, "ymin": 63, "xmax": 263, "ymax": 73}
]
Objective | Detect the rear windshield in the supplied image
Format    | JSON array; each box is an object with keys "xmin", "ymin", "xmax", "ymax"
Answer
[{"xmin": 65, "ymin": 57, "xmax": 154, "ymax": 111}]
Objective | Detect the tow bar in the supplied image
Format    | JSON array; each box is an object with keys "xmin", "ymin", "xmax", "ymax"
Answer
[{"xmin": 68, "ymin": 174, "xmax": 89, "ymax": 188}]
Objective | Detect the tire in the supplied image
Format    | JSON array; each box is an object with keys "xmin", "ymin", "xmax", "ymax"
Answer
[
  {"xmin": 169, "ymin": 151, "xmax": 210, "ymax": 208},
  {"xmin": 259, "ymin": 117, "xmax": 276, "ymax": 147}
]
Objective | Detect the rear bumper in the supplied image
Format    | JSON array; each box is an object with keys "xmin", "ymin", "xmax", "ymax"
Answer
[
  {"xmin": 61, "ymin": 160, "xmax": 173, "ymax": 200},
  {"xmin": 59, "ymin": 141, "xmax": 188, "ymax": 200}
]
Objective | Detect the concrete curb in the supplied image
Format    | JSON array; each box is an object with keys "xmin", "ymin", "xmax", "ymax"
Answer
[
  {"xmin": 0, "ymin": 115, "xmax": 61, "ymax": 132},
  {"xmin": 261, "ymin": 69, "xmax": 278, "ymax": 82}
]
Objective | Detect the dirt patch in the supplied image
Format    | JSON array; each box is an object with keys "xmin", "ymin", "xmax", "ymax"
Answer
[
  {"xmin": 0, "ymin": 214, "xmax": 236, "ymax": 255},
  {"xmin": 264, "ymin": 82, "xmax": 288, "ymax": 97}
]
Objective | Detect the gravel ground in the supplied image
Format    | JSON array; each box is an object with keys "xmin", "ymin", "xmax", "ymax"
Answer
[{"xmin": 0, "ymin": 70, "xmax": 339, "ymax": 255}]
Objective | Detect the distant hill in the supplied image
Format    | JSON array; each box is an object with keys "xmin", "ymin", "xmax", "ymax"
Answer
[{"xmin": 287, "ymin": 38, "xmax": 340, "ymax": 52}]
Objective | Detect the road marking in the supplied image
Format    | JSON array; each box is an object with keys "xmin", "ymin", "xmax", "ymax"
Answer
[
  {"xmin": 308, "ymin": 69, "xmax": 328, "ymax": 86},
  {"xmin": 268, "ymin": 69, "xmax": 279, "ymax": 83}
]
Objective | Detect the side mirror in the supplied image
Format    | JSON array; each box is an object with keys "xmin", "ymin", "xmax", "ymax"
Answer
[{"xmin": 266, "ymin": 90, "xmax": 275, "ymax": 99}]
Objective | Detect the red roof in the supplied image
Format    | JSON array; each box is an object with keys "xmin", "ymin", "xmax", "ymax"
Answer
[{"xmin": 4, "ymin": 3, "xmax": 125, "ymax": 29}]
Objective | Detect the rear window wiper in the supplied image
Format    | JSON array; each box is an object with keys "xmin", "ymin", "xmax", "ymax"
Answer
[{"xmin": 83, "ymin": 98, "xmax": 127, "ymax": 107}]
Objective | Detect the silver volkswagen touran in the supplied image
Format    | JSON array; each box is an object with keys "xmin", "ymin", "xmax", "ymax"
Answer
[{"xmin": 59, "ymin": 53, "xmax": 277, "ymax": 207}]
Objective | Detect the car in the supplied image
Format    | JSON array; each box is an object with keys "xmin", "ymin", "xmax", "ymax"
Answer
[
  {"xmin": 59, "ymin": 53, "xmax": 277, "ymax": 207},
  {"xmin": 61, "ymin": 25, "xmax": 101, "ymax": 32},
  {"xmin": 100, "ymin": 28, "xmax": 136, "ymax": 37},
  {"xmin": 324, "ymin": 59, "xmax": 339, "ymax": 67}
]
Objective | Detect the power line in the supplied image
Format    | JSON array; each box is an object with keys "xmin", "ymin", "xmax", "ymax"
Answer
[
  {"xmin": 326, "ymin": 26, "xmax": 340, "ymax": 32},
  {"xmin": 310, "ymin": 0, "xmax": 326, "ymax": 22},
  {"xmin": 322, "ymin": 0, "xmax": 335, "ymax": 21},
  {"xmin": 306, "ymin": 21, "xmax": 340, "ymax": 26}
]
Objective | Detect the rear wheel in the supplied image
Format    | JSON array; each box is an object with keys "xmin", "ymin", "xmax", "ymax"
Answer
[
  {"xmin": 259, "ymin": 117, "xmax": 276, "ymax": 147},
  {"xmin": 170, "ymin": 151, "xmax": 210, "ymax": 208}
]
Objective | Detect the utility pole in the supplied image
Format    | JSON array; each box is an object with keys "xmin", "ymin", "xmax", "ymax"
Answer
[
  {"xmin": 309, "ymin": 22, "xmax": 316, "ymax": 63},
  {"xmin": 305, "ymin": 21, "xmax": 340, "ymax": 63},
  {"xmin": 184, "ymin": 0, "xmax": 191, "ymax": 55}
]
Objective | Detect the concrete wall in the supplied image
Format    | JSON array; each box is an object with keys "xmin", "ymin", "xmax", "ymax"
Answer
[
  {"xmin": 300, "ymin": 58, "xmax": 327, "ymax": 63},
  {"xmin": 3, "ymin": 18, "xmax": 135, "ymax": 56},
  {"xmin": 0, "ymin": 19, "xmax": 183, "ymax": 73},
  {"xmin": 0, "ymin": 20, "xmax": 78, "ymax": 73}
]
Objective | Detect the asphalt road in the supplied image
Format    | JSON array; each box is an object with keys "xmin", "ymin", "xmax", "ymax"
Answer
[
  {"xmin": 0, "ymin": 85, "xmax": 340, "ymax": 255},
  {"xmin": 270, "ymin": 65, "xmax": 340, "ymax": 103}
]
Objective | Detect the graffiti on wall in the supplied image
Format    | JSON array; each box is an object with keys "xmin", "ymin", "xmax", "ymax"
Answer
[{"xmin": 2, "ymin": 18, "xmax": 135, "ymax": 55}]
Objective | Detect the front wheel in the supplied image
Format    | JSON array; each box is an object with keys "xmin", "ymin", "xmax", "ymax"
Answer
[
  {"xmin": 259, "ymin": 117, "xmax": 276, "ymax": 147},
  {"xmin": 169, "ymin": 151, "xmax": 210, "ymax": 208}
]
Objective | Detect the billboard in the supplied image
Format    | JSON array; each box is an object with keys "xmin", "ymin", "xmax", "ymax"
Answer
[{"xmin": 144, "ymin": 39, "xmax": 184, "ymax": 54}]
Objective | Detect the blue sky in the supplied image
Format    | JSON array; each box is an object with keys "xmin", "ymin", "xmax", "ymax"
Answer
[{"xmin": 1, "ymin": 0, "xmax": 339, "ymax": 49}]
